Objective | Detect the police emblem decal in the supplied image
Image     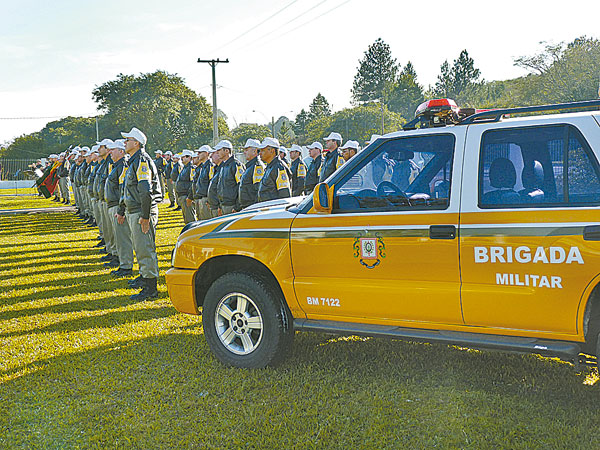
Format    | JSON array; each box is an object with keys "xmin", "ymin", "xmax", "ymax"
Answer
[{"xmin": 353, "ymin": 234, "xmax": 386, "ymax": 269}]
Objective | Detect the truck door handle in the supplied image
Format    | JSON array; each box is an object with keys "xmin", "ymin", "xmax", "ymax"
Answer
[
  {"xmin": 429, "ymin": 225, "xmax": 456, "ymax": 240},
  {"xmin": 583, "ymin": 225, "xmax": 600, "ymax": 241}
]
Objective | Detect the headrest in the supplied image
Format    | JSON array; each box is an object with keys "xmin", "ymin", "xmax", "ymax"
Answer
[
  {"xmin": 522, "ymin": 160, "xmax": 544, "ymax": 190},
  {"xmin": 489, "ymin": 158, "xmax": 516, "ymax": 189}
]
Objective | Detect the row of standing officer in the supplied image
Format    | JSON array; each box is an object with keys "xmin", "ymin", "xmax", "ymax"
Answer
[
  {"xmin": 69, "ymin": 127, "xmax": 162, "ymax": 301},
  {"xmin": 151, "ymin": 131, "xmax": 361, "ymax": 224}
]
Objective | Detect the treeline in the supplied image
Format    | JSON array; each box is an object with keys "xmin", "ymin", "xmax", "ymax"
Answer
[{"xmin": 2, "ymin": 36, "xmax": 599, "ymax": 160}]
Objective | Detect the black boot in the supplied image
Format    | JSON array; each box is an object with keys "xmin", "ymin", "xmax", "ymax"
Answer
[
  {"xmin": 130, "ymin": 278, "xmax": 158, "ymax": 301},
  {"xmin": 111, "ymin": 267, "xmax": 133, "ymax": 277},
  {"xmin": 128, "ymin": 275, "xmax": 145, "ymax": 288},
  {"xmin": 100, "ymin": 253, "xmax": 113, "ymax": 261},
  {"xmin": 104, "ymin": 257, "xmax": 120, "ymax": 268}
]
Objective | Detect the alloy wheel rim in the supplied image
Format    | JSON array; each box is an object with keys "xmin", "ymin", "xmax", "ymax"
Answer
[{"xmin": 214, "ymin": 293, "xmax": 264, "ymax": 355}]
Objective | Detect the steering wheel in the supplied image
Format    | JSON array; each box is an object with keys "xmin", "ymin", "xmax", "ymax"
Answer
[
  {"xmin": 377, "ymin": 180, "xmax": 405, "ymax": 196},
  {"xmin": 376, "ymin": 181, "xmax": 410, "ymax": 206}
]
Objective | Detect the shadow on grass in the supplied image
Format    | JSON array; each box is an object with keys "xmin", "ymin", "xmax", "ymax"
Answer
[{"xmin": 0, "ymin": 304, "xmax": 176, "ymax": 339}]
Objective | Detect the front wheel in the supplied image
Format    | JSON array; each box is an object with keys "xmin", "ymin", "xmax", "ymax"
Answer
[{"xmin": 202, "ymin": 272, "xmax": 293, "ymax": 368}]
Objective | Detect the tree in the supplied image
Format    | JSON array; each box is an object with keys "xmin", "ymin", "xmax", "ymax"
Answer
[
  {"xmin": 514, "ymin": 36, "xmax": 600, "ymax": 103},
  {"xmin": 92, "ymin": 70, "xmax": 228, "ymax": 151},
  {"xmin": 432, "ymin": 50, "xmax": 481, "ymax": 103},
  {"xmin": 387, "ymin": 62, "xmax": 425, "ymax": 120},
  {"xmin": 307, "ymin": 93, "xmax": 331, "ymax": 122},
  {"xmin": 351, "ymin": 38, "xmax": 399, "ymax": 103},
  {"xmin": 293, "ymin": 109, "xmax": 310, "ymax": 143},
  {"xmin": 2, "ymin": 116, "xmax": 97, "ymax": 160},
  {"xmin": 277, "ymin": 120, "xmax": 295, "ymax": 147},
  {"xmin": 305, "ymin": 105, "xmax": 405, "ymax": 145}
]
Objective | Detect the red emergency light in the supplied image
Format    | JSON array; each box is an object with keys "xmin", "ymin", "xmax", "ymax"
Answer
[{"xmin": 415, "ymin": 98, "xmax": 459, "ymax": 118}]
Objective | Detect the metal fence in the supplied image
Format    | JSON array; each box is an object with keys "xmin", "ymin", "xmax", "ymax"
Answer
[{"xmin": 0, "ymin": 159, "xmax": 38, "ymax": 181}]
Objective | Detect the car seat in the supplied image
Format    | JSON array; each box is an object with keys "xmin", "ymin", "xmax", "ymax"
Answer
[
  {"xmin": 519, "ymin": 160, "xmax": 545, "ymax": 203},
  {"xmin": 481, "ymin": 157, "xmax": 521, "ymax": 205}
]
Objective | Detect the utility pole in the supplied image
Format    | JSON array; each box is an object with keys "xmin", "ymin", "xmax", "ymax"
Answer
[
  {"xmin": 197, "ymin": 58, "xmax": 229, "ymax": 145},
  {"xmin": 95, "ymin": 117, "xmax": 99, "ymax": 141}
]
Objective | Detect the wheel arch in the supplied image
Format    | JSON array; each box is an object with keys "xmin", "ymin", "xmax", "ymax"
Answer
[
  {"xmin": 194, "ymin": 255, "xmax": 289, "ymax": 312},
  {"xmin": 581, "ymin": 277, "xmax": 600, "ymax": 354}
]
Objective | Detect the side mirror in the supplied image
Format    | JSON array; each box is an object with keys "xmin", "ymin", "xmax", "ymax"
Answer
[{"xmin": 313, "ymin": 182, "xmax": 333, "ymax": 214}]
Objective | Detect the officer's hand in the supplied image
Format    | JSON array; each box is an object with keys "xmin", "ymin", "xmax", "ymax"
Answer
[
  {"xmin": 218, "ymin": 208, "xmax": 223, "ymax": 216},
  {"xmin": 139, "ymin": 217, "xmax": 150, "ymax": 234},
  {"xmin": 116, "ymin": 214, "xmax": 125, "ymax": 225},
  {"xmin": 186, "ymin": 198, "xmax": 193, "ymax": 207}
]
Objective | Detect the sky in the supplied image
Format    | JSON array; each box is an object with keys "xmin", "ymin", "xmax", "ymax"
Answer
[{"xmin": 1, "ymin": 0, "xmax": 600, "ymax": 146}]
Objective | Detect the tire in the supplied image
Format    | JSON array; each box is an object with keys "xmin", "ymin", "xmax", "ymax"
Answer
[{"xmin": 202, "ymin": 271, "xmax": 294, "ymax": 368}]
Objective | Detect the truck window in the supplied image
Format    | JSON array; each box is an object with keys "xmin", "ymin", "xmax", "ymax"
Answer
[
  {"xmin": 478, "ymin": 124, "xmax": 600, "ymax": 208},
  {"xmin": 333, "ymin": 134, "xmax": 455, "ymax": 212}
]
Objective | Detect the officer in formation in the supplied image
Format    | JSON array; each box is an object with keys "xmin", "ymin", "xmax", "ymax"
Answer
[
  {"xmin": 304, "ymin": 142, "xmax": 322, "ymax": 195},
  {"xmin": 288, "ymin": 144, "xmax": 306, "ymax": 197},
  {"xmin": 256, "ymin": 137, "xmax": 292, "ymax": 202},
  {"xmin": 66, "ymin": 127, "xmax": 162, "ymax": 301},
  {"xmin": 163, "ymin": 151, "xmax": 176, "ymax": 208},
  {"xmin": 238, "ymin": 139, "xmax": 264, "ymax": 210},
  {"xmin": 193, "ymin": 145, "xmax": 215, "ymax": 220},
  {"xmin": 340, "ymin": 140, "xmax": 360, "ymax": 162},
  {"xmin": 169, "ymin": 154, "xmax": 182, "ymax": 211},
  {"xmin": 319, "ymin": 132, "xmax": 345, "ymax": 182},
  {"xmin": 176, "ymin": 149, "xmax": 196, "ymax": 224},
  {"xmin": 153, "ymin": 149, "xmax": 166, "ymax": 199}
]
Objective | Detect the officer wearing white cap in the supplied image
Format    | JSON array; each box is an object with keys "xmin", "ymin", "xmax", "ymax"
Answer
[
  {"xmin": 238, "ymin": 138, "xmax": 265, "ymax": 209},
  {"xmin": 105, "ymin": 139, "xmax": 134, "ymax": 277},
  {"xmin": 153, "ymin": 150, "xmax": 166, "ymax": 200},
  {"xmin": 56, "ymin": 151, "xmax": 71, "ymax": 204},
  {"xmin": 289, "ymin": 144, "xmax": 307, "ymax": 196},
  {"xmin": 304, "ymin": 141, "xmax": 323, "ymax": 194},
  {"xmin": 215, "ymin": 140, "xmax": 245, "ymax": 215},
  {"xmin": 340, "ymin": 140, "xmax": 360, "ymax": 162},
  {"xmin": 319, "ymin": 132, "xmax": 345, "ymax": 183},
  {"xmin": 206, "ymin": 146, "xmax": 224, "ymax": 217},
  {"xmin": 192, "ymin": 145, "xmax": 212, "ymax": 220},
  {"xmin": 163, "ymin": 151, "xmax": 176, "ymax": 207},
  {"xmin": 85, "ymin": 147, "xmax": 100, "ymax": 227},
  {"xmin": 176, "ymin": 149, "xmax": 197, "ymax": 223},
  {"xmin": 118, "ymin": 127, "xmax": 162, "ymax": 300},
  {"xmin": 170, "ymin": 153, "xmax": 182, "ymax": 211},
  {"xmin": 257, "ymin": 137, "xmax": 291, "ymax": 202},
  {"xmin": 94, "ymin": 139, "xmax": 117, "ymax": 264}
]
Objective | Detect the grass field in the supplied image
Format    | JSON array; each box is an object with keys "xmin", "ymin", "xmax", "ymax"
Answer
[{"xmin": 1, "ymin": 197, "xmax": 599, "ymax": 449}]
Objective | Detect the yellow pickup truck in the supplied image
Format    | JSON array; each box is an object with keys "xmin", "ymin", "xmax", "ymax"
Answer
[{"xmin": 166, "ymin": 99, "xmax": 600, "ymax": 370}]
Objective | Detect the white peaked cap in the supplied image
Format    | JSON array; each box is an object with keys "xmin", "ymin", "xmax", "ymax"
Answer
[
  {"xmin": 243, "ymin": 138, "xmax": 261, "ymax": 149},
  {"xmin": 323, "ymin": 132, "xmax": 342, "ymax": 141},
  {"xmin": 121, "ymin": 127, "xmax": 147, "ymax": 146},
  {"xmin": 308, "ymin": 141, "xmax": 323, "ymax": 151},
  {"xmin": 258, "ymin": 137, "xmax": 281, "ymax": 149}
]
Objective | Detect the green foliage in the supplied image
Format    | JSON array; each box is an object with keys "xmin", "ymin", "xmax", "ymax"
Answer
[
  {"xmin": 514, "ymin": 36, "xmax": 600, "ymax": 103},
  {"xmin": 387, "ymin": 62, "xmax": 425, "ymax": 120},
  {"xmin": 230, "ymin": 123, "xmax": 272, "ymax": 147},
  {"xmin": 351, "ymin": 38, "xmax": 399, "ymax": 103},
  {"xmin": 277, "ymin": 120, "xmax": 295, "ymax": 147},
  {"xmin": 92, "ymin": 70, "xmax": 228, "ymax": 151},
  {"xmin": 308, "ymin": 93, "xmax": 331, "ymax": 122},
  {"xmin": 431, "ymin": 50, "xmax": 482, "ymax": 103},
  {"xmin": 3, "ymin": 117, "xmax": 97, "ymax": 159},
  {"xmin": 305, "ymin": 105, "xmax": 405, "ymax": 145}
]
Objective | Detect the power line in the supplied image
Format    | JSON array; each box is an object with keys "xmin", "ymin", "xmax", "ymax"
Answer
[
  {"xmin": 247, "ymin": 0, "xmax": 352, "ymax": 50},
  {"xmin": 233, "ymin": 0, "xmax": 331, "ymax": 53},
  {"xmin": 211, "ymin": 0, "xmax": 301, "ymax": 52}
]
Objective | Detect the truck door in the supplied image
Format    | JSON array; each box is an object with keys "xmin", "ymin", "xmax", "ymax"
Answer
[
  {"xmin": 459, "ymin": 119, "xmax": 600, "ymax": 337},
  {"xmin": 290, "ymin": 129, "xmax": 465, "ymax": 326}
]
